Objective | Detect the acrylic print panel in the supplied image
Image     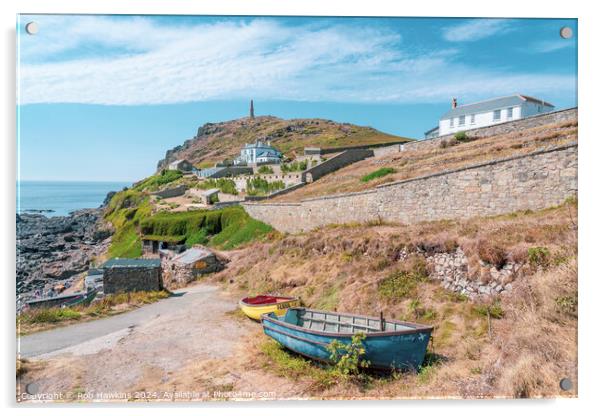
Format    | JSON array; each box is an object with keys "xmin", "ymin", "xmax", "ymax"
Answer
[{"xmin": 16, "ymin": 14, "xmax": 577, "ymax": 402}]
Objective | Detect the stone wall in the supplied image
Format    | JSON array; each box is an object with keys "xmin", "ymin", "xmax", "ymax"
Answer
[
  {"xmin": 424, "ymin": 248, "xmax": 520, "ymax": 299},
  {"xmin": 103, "ymin": 266, "xmax": 162, "ymax": 294},
  {"xmin": 404, "ymin": 107, "xmax": 577, "ymax": 152},
  {"xmin": 302, "ymin": 148, "xmax": 374, "ymax": 183},
  {"xmin": 151, "ymin": 185, "xmax": 188, "ymax": 199},
  {"xmin": 243, "ymin": 142, "xmax": 577, "ymax": 233}
]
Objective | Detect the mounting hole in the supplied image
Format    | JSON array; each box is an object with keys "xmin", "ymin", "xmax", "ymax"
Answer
[
  {"xmin": 25, "ymin": 21, "xmax": 39, "ymax": 35},
  {"xmin": 559, "ymin": 377, "xmax": 573, "ymax": 391},
  {"xmin": 560, "ymin": 26, "xmax": 573, "ymax": 39}
]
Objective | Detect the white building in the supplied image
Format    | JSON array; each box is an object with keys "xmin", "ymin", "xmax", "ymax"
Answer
[
  {"xmin": 234, "ymin": 140, "xmax": 283, "ymax": 165},
  {"xmin": 435, "ymin": 94, "xmax": 555, "ymax": 137}
]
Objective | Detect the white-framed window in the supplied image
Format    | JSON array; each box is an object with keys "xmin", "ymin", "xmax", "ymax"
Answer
[
  {"xmin": 507, "ymin": 107, "xmax": 513, "ymax": 119},
  {"xmin": 449, "ymin": 118, "xmax": 454, "ymax": 127},
  {"xmin": 493, "ymin": 109, "xmax": 501, "ymax": 121},
  {"xmin": 470, "ymin": 114, "xmax": 476, "ymax": 124},
  {"xmin": 458, "ymin": 115, "xmax": 465, "ymax": 126}
]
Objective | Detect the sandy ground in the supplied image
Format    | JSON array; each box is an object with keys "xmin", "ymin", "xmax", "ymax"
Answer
[{"xmin": 17, "ymin": 283, "xmax": 301, "ymax": 403}]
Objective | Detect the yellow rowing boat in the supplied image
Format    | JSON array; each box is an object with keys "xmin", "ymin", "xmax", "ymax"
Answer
[{"xmin": 239, "ymin": 295, "xmax": 300, "ymax": 321}]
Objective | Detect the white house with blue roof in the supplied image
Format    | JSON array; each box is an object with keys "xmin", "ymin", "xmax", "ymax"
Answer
[
  {"xmin": 234, "ymin": 140, "xmax": 283, "ymax": 165},
  {"xmin": 432, "ymin": 94, "xmax": 555, "ymax": 137}
]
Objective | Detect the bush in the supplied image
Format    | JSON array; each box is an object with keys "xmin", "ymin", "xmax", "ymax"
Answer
[
  {"xmin": 196, "ymin": 178, "xmax": 238, "ymax": 195},
  {"xmin": 360, "ymin": 167, "xmax": 396, "ymax": 183},
  {"xmin": 476, "ymin": 239, "xmax": 507, "ymax": 269},
  {"xmin": 257, "ymin": 165, "xmax": 274, "ymax": 174},
  {"xmin": 454, "ymin": 131, "xmax": 470, "ymax": 142},
  {"xmin": 327, "ymin": 332, "xmax": 370, "ymax": 377},
  {"xmin": 528, "ymin": 246, "xmax": 550, "ymax": 268},
  {"xmin": 246, "ymin": 177, "xmax": 285, "ymax": 196},
  {"xmin": 281, "ymin": 160, "xmax": 307, "ymax": 172}
]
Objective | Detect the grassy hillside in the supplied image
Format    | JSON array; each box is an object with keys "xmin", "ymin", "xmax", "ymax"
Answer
[
  {"xmin": 157, "ymin": 116, "xmax": 412, "ymax": 170},
  {"xmin": 104, "ymin": 194, "xmax": 275, "ymax": 258},
  {"xmin": 211, "ymin": 199, "xmax": 577, "ymax": 398},
  {"xmin": 273, "ymin": 118, "xmax": 577, "ymax": 202}
]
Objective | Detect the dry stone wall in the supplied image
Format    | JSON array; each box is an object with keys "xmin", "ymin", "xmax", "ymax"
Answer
[{"xmin": 243, "ymin": 142, "xmax": 577, "ymax": 233}]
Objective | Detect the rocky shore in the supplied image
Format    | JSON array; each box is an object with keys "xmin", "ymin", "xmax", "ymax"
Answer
[{"xmin": 16, "ymin": 206, "xmax": 113, "ymax": 297}]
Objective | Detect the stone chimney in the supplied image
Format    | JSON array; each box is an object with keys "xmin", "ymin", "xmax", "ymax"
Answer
[
  {"xmin": 250, "ymin": 99, "xmax": 255, "ymax": 119},
  {"xmin": 451, "ymin": 97, "xmax": 457, "ymax": 109}
]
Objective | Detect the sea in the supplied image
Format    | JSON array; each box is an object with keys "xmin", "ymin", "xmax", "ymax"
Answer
[{"xmin": 17, "ymin": 181, "xmax": 132, "ymax": 217}]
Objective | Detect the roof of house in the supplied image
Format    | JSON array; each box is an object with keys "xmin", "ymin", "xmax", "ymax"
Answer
[
  {"xmin": 100, "ymin": 258, "xmax": 161, "ymax": 269},
  {"xmin": 171, "ymin": 247, "xmax": 214, "ymax": 265},
  {"xmin": 440, "ymin": 94, "xmax": 555, "ymax": 120}
]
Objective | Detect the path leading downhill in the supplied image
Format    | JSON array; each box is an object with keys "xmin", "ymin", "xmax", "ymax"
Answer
[
  {"xmin": 19, "ymin": 284, "xmax": 224, "ymax": 358},
  {"xmin": 16, "ymin": 283, "xmax": 276, "ymax": 399}
]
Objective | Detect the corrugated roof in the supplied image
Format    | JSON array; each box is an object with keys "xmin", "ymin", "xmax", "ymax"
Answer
[
  {"xmin": 440, "ymin": 94, "xmax": 554, "ymax": 120},
  {"xmin": 171, "ymin": 247, "xmax": 214, "ymax": 265},
  {"xmin": 101, "ymin": 258, "xmax": 161, "ymax": 269}
]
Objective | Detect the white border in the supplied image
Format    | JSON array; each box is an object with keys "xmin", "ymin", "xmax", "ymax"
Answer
[{"xmin": 2, "ymin": 1, "xmax": 600, "ymax": 415}]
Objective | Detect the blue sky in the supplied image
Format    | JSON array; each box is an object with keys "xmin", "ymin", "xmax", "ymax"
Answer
[{"xmin": 17, "ymin": 15, "xmax": 577, "ymax": 181}]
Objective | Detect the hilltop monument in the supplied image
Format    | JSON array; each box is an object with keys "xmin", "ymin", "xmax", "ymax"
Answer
[{"xmin": 249, "ymin": 99, "xmax": 255, "ymax": 119}]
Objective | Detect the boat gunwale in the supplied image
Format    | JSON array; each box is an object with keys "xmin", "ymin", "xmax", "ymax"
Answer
[
  {"xmin": 239, "ymin": 295, "xmax": 299, "ymax": 308},
  {"xmin": 261, "ymin": 307, "xmax": 434, "ymax": 338}
]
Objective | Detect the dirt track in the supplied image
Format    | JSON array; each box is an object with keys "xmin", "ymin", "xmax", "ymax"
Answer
[{"xmin": 17, "ymin": 283, "xmax": 301, "ymax": 402}]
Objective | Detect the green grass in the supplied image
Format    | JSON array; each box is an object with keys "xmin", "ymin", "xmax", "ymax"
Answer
[
  {"xmin": 141, "ymin": 206, "xmax": 274, "ymax": 250},
  {"xmin": 360, "ymin": 167, "xmax": 396, "ymax": 183},
  {"xmin": 378, "ymin": 257, "xmax": 429, "ymax": 301},
  {"xmin": 133, "ymin": 170, "xmax": 183, "ymax": 192},
  {"xmin": 281, "ymin": 160, "xmax": 307, "ymax": 172},
  {"xmin": 196, "ymin": 178, "xmax": 238, "ymax": 195},
  {"xmin": 246, "ymin": 177, "xmax": 285, "ymax": 196},
  {"xmin": 19, "ymin": 308, "xmax": 82, "ymax": 324},
  {"xmin": 105, "ymin": 190, "xmax": 153, "ymax": 258},
  {"xmin": 259, "ymin": 339, "xmax": 337, "ymax": 389},
  {"xmin": 18, "ymin": 291, "xmax": 170, "ymax": 333}
]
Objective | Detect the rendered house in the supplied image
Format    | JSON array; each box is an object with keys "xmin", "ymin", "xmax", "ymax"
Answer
[
  {"xmin": 234, "ymin": 140, "xmax": 283, "ymax": 165},
  {"xmin": 436, "ymin": 94, "xmax": 555, "ymax": 137}
]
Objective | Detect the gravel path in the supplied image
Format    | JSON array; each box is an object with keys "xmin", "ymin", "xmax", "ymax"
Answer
[{"xmin": 17, "ymin": 283, "xmax": 271, "ymax": 400}]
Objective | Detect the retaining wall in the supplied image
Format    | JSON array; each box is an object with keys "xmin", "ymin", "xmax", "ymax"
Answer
[{"xmin": 243, "ymin": 142, "xmax": 577, "ymax": 233}]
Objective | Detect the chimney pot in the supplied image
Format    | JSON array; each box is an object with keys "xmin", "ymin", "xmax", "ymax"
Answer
[{"xmin": 452, "ymin": 98, "xmax": 458, "ymax": 109}]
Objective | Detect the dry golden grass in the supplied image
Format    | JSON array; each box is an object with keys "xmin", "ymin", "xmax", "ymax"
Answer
[
  {"xmin": 273, "ymin": 119, "xmax": 577, "ymax": 202},
  {"xmin": 211, "ymin": 200, "xmax": 577, "ymax": 398}
]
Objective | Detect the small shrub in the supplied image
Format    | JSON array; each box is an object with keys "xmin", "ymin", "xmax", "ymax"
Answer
[
  {"xmin": 361, "ymin": 167, "xmax": 396, "ymax": 183},
  {"xmin": 528, "ymin": 246, "xmax": 550, "ymax": 268},
  {"xmin": 476, "ymin": 239, "xmax": 507, "ymax": 269},
  {"xmin": 327, "ymin": 332, "xmax": 370, "ymax": 378},
  {"xmin": 439, "ymin": 139, "xmax": 449, "ymax": 149},
  {"xmin": 454, "ymin": 131, "xmax": 470, "ymax": 142},
  {"xmin": 257, "ymin": 165, "xmax": 274, "ymax": 174}
]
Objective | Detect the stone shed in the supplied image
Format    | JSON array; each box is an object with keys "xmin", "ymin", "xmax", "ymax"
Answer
[
  {"xmin": 162, "ymin": 246, "xmax": 224, "ymax": 288},
  {"xmin": 100, "ymin": 258, "xmax": 162, "ymax": 294}
]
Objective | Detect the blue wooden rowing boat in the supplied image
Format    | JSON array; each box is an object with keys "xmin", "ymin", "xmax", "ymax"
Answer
[{"xmin": 261, "ymin": 307, "xmax": 433, "ymax": 370}]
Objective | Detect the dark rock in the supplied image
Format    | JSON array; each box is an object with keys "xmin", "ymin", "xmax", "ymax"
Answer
[{"xmin": 16, "ymin": 207, "xmax": 113, "ymax": 295}]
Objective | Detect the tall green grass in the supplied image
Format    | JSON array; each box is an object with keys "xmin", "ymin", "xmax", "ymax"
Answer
[
  {"xmin": 360, "ymin": 167, "xmax": 396, "ymax": 183},
  {"xmin": 133, "ymin": 170, "xmax": 183, "ymax": 192}
]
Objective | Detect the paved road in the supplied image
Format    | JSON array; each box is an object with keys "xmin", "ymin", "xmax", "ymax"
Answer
[{"xmin": 18, "ymin": 284, "xmax": 220, "ymax": 358}]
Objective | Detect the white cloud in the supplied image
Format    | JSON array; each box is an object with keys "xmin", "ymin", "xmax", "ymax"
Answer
[
  {"xmin": 18, "ymin": 16, "xmax": 573, "ymax": 106},
  {"xmin": 529, "ymin": 39, "xmax": 574, "ymax": 53},
  {"xmin": 442, "ymin": 19, "xmax": 512, "ymax": 42}
]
